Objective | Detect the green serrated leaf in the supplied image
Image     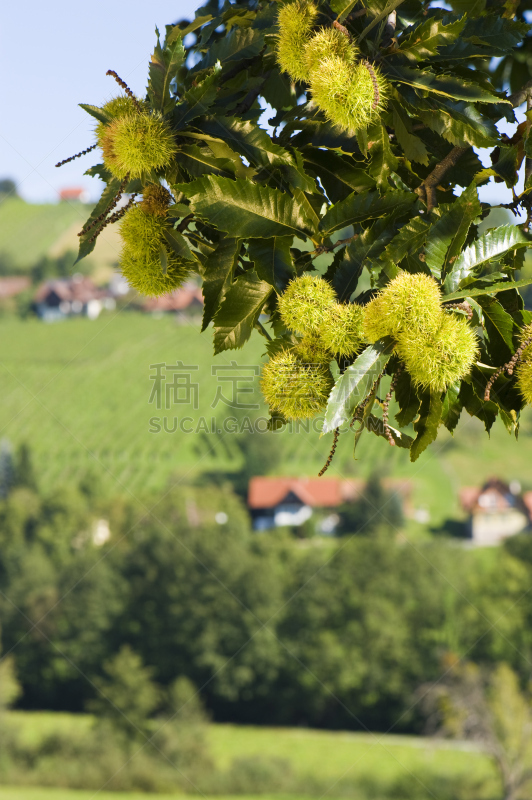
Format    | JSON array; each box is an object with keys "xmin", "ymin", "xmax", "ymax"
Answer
[
  {"xmin": 213, "ymin": 270, "xmax": 272, "ymax": 353},
  {"xmin": 476, "ymin": 296, "xmax": 516, "ymax": 364},
  {"xmin": 490, "ymin": 145, "xmax": 521, "ymax": 188},
  {"xmin": 200, "ymin": 237, "xmax": 240, "ymax": 331},
  {"xmin": 378, "ymin": 217, "xmax": 431, "ymax": 274},
  {"xmin": 200, "ymin": 26, "xmax": 263, "ymax": 69},
  {"xmin": 391, "ymin": 102, "xmax": 429, "ymax": 166},
  {"xmin": 79, "ymin": 104, "xmax": 110, "ymax": 125},
  {"xmin": 441, "ymin": 383, "xmax": 462, "ymax": 433},
  {"xmin": 174, "ymin": 67, "xmax": 221, "ymax": 128},
  {"xmin": 334, "ymin": 214, "xmax": 403, "ymax": 300},
  {"xmin": 176, "ymin": 144, "xmax": 237, "ymax": 178},
  {"xmin": 195, "ymin": 116, "xmax": 295, "ymax": 171},
  {"xmin": 178, "ymin": 176, "xmax": 316, "ymax": 240},
  {"xmin": 410, "ymin": 391, "xmax": 443, "ymax": 462},
  {"xmin": 248, "ymin": 237, "xmax": 294, "ymax": 292},
  {"xmin": 303, "ymin": 148, "xmax": 375, "ymax": 203},
  {"xmin": 393, "ymin": 66, "xmax": 507, "ymax": 104},
  {"xmin": 319, "ymin": 189, "xmax": 416, "ymax": 235},
  {"xmin": 75, "ymin": 178, "xmax": 122, "ymax": 264},
  {"xmin": 394, "ymin": 369, "xmax": 420, "ymax": 428},
  {"xmin": 322, "ymin": 339, "xmax": 395, "ymax": 434},
  {"xmin": 397, "ymin": 17, "xmax": 466, "ymax": 61},
  {"xmin": 163, "ymin": 229, "xmax": 196, "ymax": 263},
  {"xmin": 417, "ymin": 100, "xmax": 499, "ymax": 148},
  {"xmin": 167, "ymin": 15, "xmax": 213, "ymax": 45},
  {"xmin": 443, "ymin": 276, "xmax": 532, "ymax": 302},
  {"xmin": 443, "ymin": 225, "xmax": 532, "ymax": 294},
  {"xmin": 367, "ymin": 123, "xmax": 399, "ymax": 189},
  {"xmin": 424, "ymin": 184, "xmax": 481, "ymax": 280},
  {"xmin": 148, "ymin": 33, "xmax": 186, "ymax": 113}
]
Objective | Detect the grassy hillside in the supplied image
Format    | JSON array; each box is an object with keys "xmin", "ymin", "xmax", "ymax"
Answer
[
  {"xmin": 0, "ymin": 313, "xmax": 530, "ymax": 521},
  {"xmin": 3, "ymin": 713, "xmax": 496, "ymax": 799},
  {"xmin": 0, "ymin": 198, "xmax": 121, "ymax": 279}
]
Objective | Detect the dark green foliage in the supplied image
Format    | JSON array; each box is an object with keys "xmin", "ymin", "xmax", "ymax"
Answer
[
  {"xmin": 68, "ymin": 0, "xmax": 532, "ymax": 462},
  {"xmin": 0, "ymin": 440, "xmax": 14, "ymax": 500},
  {"xmin": 88, "ymin": 646, "xmax": 160, "ymax": 743},
  {"xmin": 336, "ymin": 473, "xmax": 404, "ymax": 535},
  {"xmin": 2, "ymin": 472, "xmax": 532, "ymax": 737}
]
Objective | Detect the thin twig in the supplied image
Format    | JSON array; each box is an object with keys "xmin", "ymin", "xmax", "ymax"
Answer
[
  {"xmin": 311, "ymin": 234, "xmax": 359, "ymax": 257},
  {"xmin": 416, "ymin": 146, "xmax": 469, "ymax": 212},
  {"xmin": 55, "ymin": 144, "xmax": 98, "ymax": 168},
  {"xmin": 318, "ymin": 428, "xmax": 340, "ymax": 476}
]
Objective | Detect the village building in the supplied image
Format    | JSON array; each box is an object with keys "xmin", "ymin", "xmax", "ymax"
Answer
[
  {"xmin": 141, "ymin": 284, "xmax": 204, "ymax": 316},
  {"xmin": 248, "ymin": 476, "xmax": 411, "ymax": 535},
  {"xmin": 58, "ymin": 187, "xmax": 90, "ymax": 203},
  {"xmin": 35, "ymin": 275, "xmax": 115, "ymax": 321},
  {"xmin": 460, "ymin": 478, "xmax": 532, "ymax": 546}
]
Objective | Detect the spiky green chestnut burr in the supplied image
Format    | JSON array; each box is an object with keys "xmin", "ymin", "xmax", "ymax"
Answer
[
  {"xmin": 516, "ymin": 359, "xmax": 532, "ymax": 405},
  {"xmin": 515, "ymin": 322, "xmax": 532, "ymax": 404},
  {"xmin": 141, "ymin": 184, "xmax": 172, "ymax": 217},
  {"xmin": 309, "ymin": 56, "xmax": 388, "ymax": 133},
  {"xmin": 261, "ymin": 350, "xmax": 334, "ymax": 420},
  {"xmin": 518, "ymin": 322, "xmax": 532, "ymax": 360},
  {"xmin": 320, "ymin": 302, "xmax": 365, "ymax": 357},
  {"xmin": 119, "ymin": 205, "xmax": 191, "ymax": 297},
  {"xmin": 278, "ymin": 274, "xmax": 336, "ymax": 334},
  {"xmin": 304, "ymin": 28, "xmax": 359, "ymax": 75},
  {"xmin": 276, "ymin": 0, "xmax": 318, "ymax": 83},
  {"xmin": 95, "ymin": 96, "xmax": 140, "ymax": 142},
  {"xmin": 295, "ymin": 334, "xmax": 331, "ymax": 364},
  {"xmin": 397, "ymin": 313, "xmax": 478, "ymax": 392},
  {"xmin": 101, "ymin": 112, "xmax": 177, "ymax": 180},
  {"xmin": 363, "ymin": 272, "xmax": 443, "ymax": 343}
]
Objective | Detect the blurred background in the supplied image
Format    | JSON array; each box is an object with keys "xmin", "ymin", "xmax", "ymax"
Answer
[{"xmin": 2, "ymin": 2, "xmax": 532, "ymax": 800}]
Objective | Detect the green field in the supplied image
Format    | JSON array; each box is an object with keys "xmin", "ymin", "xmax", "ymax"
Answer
[
  {"xmin": 0, "ymin": 313, "xmax": 531, "ymax": 521},
  {"xmin": 0, "ymin": 197, "xmax": 122, "ymax": 279},
  {"xmin": 3, "ymin": 713, "xmax": 496, "ymax": 799}
]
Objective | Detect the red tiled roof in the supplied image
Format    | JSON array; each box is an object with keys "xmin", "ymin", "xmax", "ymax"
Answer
[
  {"xmin": 143, "ymin": 286, "xmax": 204, "ymax": 312},
  {"xmin": 248, "ymin": 477, "xmax": 366, "ymax": 509},
  {"xmin": 59, "ymin": 187, "xmax": 85, "ymax": 200},
  {"xmin": 0, "ymin": 276, "xmax": 30, "ymax": 298}
]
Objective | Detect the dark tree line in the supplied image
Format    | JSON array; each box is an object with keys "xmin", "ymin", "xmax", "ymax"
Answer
[{"xmin": 1, "ymin": 451, "xmax": 532, "ymax": 732}]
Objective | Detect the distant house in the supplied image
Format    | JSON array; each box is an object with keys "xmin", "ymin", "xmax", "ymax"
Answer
[
  {"xmin": 58, "ymin": 187, "xmax": 89, "ymax": 203},
  {"xmin": 0, "ymin": 276, "xmax": 31, "ymax": 298},
  {"xmin": 460, "ymin": 478, "xmax": 532, "ymax": 546},
  {"xmin": 142, "ymin": 284, "xmax": 203, "ymax": 315},
  {"xmin": 248, "ymin": 476, "xmax": 410, "ymax": 534},
  {"xmin": 35, "ymin": 276, "xmax": 115, "ymax": 321}
]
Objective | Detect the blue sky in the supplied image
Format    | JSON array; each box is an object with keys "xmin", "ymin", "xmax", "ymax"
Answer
[
  {"xmin": 0, "ymin": 0, "xmax": 525, "ymax": 210},
  {"xmin": 0, "ymin": 0, "xmax": 198, "ymax": 203}
]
